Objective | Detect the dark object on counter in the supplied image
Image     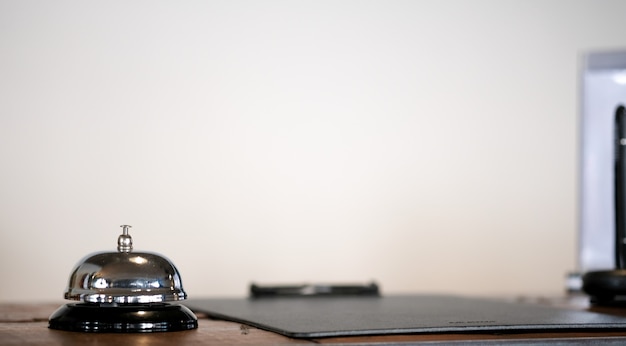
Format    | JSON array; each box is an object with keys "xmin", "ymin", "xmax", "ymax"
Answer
[
  {"xmin": 250, "ymin": 282, "xmax": 380, "ymax": 298},
  {"xmin": 186, "ymin": 295, "xmax": 626, "ymax": 338}
]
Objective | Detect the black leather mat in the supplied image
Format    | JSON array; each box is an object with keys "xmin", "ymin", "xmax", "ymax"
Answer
[{"xmin": 185, "ymin": 295, "xmax": 626, "ymax": 338}]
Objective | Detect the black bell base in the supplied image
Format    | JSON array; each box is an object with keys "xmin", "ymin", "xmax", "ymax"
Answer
[
  {"xmin": 582, "ymin": 269, "xmax": 626, "ymax": 306},
  {"xmin": 48, "ymin": 302, "xmax": 198, "ymax": 333}
]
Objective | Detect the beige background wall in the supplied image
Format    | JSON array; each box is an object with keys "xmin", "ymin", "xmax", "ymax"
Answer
[{"xmin": 2, "ymin": 0, "xmax": 626, "ymax": 303}]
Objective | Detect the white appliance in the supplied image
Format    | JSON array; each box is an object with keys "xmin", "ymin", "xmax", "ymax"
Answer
[{"xmin": 580, "ymin": 51, "xmax": 626, "ymax": 274}]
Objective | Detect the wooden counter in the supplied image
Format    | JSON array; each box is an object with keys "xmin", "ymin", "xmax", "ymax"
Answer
[{"xmin": 3, "ymin": 296, "xmax": 626, "ymax": 345}]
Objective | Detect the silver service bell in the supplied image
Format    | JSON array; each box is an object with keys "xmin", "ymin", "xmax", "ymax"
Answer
[{"xmin": 48, "ymin": 225, "xmax": 198, "ymax": 333}]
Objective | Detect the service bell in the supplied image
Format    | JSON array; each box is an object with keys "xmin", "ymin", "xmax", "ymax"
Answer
[{"xmin": 48, "ymin": 225, "xmax": 198, "ymax": 332}]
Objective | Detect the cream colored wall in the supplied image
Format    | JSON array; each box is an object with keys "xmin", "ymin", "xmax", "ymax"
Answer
[{"xmin": 1, "ymin": 0, "xmax": 626, "ymax": 303}]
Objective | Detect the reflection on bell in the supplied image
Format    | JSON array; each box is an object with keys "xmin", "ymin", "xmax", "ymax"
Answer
[{"xmin": 48, "ymin": 225, "xmax": 198, "ymax": 332}]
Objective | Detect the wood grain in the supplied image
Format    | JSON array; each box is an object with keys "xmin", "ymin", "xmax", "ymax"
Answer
[{"xmin": 3, "ymin": 296, "xmax": 626, "ymax": 345}]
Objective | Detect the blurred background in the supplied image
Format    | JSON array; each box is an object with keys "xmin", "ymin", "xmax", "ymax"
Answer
[{"xmin": 2, "ymin": 0, "xmax": 626, "ymax": 303}]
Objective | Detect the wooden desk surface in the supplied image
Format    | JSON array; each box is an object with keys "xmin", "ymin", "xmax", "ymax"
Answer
[{"xmin": 3, "ymin": 296, "xmax": 626, "ymax": 345}]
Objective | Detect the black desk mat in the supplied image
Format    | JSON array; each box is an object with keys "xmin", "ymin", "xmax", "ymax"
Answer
[{"xmin": 185, "ymin": 295, "xmax": 626, "ymax": 338}]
